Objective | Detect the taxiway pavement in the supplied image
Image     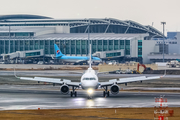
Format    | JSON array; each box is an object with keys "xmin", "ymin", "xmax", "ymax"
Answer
[
  {"xmin": 0, "ymin": 85, "xmax": 180, "ymax": 110},
  {"xmin": 0, "ymin": 70, "xmax": 180, "ymax": 110}
]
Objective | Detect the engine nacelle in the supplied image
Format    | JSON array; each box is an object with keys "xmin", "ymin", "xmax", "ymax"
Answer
[
  {"xmin": 110, "ymin": 84, "xmax": 119, "ymax": 95},
  {"xmin": 60, "ymin": 85, "xmax": 69, "ymax": 95}
]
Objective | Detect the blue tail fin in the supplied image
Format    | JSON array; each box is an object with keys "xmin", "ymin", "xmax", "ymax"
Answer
[{"xmin": 54, "ymin": 44, "xmax": 64, "ymax": 57}]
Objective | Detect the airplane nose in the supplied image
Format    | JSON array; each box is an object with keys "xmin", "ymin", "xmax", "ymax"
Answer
[{"xmin": 82, "ymin": 82, "xmax": 97, "ymax": 89}]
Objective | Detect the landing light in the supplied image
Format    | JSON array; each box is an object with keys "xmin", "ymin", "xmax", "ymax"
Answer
[{"xmin": 87, "ymin": 88, "xmax": 94, "ymax": 95}]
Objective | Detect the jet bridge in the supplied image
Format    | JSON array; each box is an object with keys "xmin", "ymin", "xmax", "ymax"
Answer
[
  {"xmin": 0, "ymin": 49, "xmax": 45, "ymax": 63},
  {"xmin": 92, "ymin": 49, "xmax": 124, "ymax": 59},
  {"xmin": 1, "ymin": 49, "xmax": 44, "ymax": 60}
]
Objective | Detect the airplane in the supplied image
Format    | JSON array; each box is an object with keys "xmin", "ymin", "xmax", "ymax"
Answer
[
  {"xmin": 54, "ymin": 44, "xmax": 101, "ymax": 65},
  {"xmin": 14, "ymin": 43, "xmax": 165, "ymax": 98}
]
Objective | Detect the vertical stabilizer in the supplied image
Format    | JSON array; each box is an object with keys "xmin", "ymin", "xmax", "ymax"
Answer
[
  {"xmin": 54, "ymin": 44, "xmax": 64, "ymax": 58},
  {"xmin": 89, "ymin": 43, "xmax": 92, "ymax": 68},
  {"xmin": 88, "ymin": 21, "xmax": 92, "ymax": 68}
]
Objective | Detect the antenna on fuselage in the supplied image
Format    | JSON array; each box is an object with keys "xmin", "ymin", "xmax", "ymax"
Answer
[{"xmin": 88, "ymin": 20, "xmax": 92, "ymax": 68}]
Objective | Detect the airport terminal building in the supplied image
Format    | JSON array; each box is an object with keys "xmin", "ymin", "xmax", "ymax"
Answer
[{"xmin": 0, "ymin": 15, "xmax": 164, "ymax": 63}]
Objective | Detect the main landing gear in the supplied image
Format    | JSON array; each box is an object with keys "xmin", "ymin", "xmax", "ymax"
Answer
[
  {"xmin": 70, "ymin": 86, "xmax": 77, "ymax": 97},
  {"xmin": 102, "ymin": 86, "xmax": 109, "ymax": 97}
]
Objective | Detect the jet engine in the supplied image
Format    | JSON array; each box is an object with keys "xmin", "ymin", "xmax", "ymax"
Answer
[
  {"xmin": 110, "ymin": 84, "xmax": 119, "ymax": 95},
  {"xmin": 60, "ymin": 85, "xmax": 69, "ymax": 94}
]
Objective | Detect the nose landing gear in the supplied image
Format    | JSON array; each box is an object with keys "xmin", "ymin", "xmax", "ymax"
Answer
[{"xmin": 87, "ymin": 95, "xmax": 92, "ymax": 99}]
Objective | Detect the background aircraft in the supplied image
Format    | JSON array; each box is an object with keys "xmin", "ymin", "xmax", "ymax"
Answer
[{"xmin": 54, "ymin": 44, "xmax": 101, "ymax": 65}]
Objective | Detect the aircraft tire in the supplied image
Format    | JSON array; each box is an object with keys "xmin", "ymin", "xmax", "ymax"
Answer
[
  {"xmin": 75, "ymin": 91, "xmax": 77, "ymax": 97},
  {"xmin": 70, "ymin": 91, "xmax": 73, "ymax": 97},
  {"xmin": 107, "ymin": 91, "xmax": 110, "ymax": 97},
  {"xmin": 103, "ymin": 91, "xmax": 105, "ymax": 97}
]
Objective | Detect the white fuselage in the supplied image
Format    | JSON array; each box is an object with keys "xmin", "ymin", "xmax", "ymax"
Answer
[{"xmin": 80, "ymin": 68, "xmax": 99, "ymax": 90}]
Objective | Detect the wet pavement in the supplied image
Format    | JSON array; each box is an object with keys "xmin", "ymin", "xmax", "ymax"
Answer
[{"xmin": 0, "ymin": 85, "xmax": 180, "ymax": 110}]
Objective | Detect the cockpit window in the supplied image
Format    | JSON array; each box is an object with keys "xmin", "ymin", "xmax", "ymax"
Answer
[
  {"xmin": 83, "ymin": 78, "xmax": 96, "ymax": 80},
  {"xmin": 83, "ymin": 78, "xmax": 89, "ymax": 80},
  {"xmin": 90, "ymin": 78, "xmax": 96, "ymax": 80}
]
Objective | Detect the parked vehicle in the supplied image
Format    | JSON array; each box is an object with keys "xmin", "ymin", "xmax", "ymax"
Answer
[
  {"xmin": 37, "ymin": 61, "xmax": 43, "ymax": 65},
  {"xmin": 167, "ymin": 60, "xmax": 180, "ymax": 68}
]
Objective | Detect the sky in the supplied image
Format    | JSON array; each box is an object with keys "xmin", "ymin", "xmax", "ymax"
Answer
[{"xmin": 0, "ymin": 0, "xmax": 180, "ymax": 35}]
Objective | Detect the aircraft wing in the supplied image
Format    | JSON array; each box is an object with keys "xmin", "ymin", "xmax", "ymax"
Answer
[
  {"xmin": 18, "ymin": 77, "xmax": 80, "ymax": 87},
  {"xmin": 100, "ymin": 76, "xmax": 161, "ymax": 87},
  {"xmin": 97, "ymin": 71, "xmax": 110, "ymax": 74},
  {"xmin": 19, "ymin": 77, "xmax": 63, "ymax": 84},
  {"xmin": 69, "ymin": 71, "xmax": 83, "ymax": 74},
  {"xmin": 14, "ymin": 67, "xmax": 80, "ymax": 87},
  {"xmin": 117, "ymin": 76, "xmax": 161, "ymax": 84}
]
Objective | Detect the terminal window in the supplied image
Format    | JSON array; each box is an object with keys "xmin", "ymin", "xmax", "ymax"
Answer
[
  {"xmin": 138, "ymin": 40, "xmax": 142, "ymax": 57},
  {"xmin": 103, "ymin": 40, "xmax": 107, "ymax": 45},
  {"xmin": 81, "ymin": 45, "xmax": 86, "ymax": 54},
  {"xmin": 71, "ymin": 46, "xmax": 75, "ymax": 54},
  {"xmin": 92, "ymin": 40, "xmax": 96, "ymax": 45},
  {"xmin": 98, "ymin": 45, "xmax": 102, "ymax": 51},
  {"xmin": 120, "ymin": 40, "xmax": 124, "ymax": 49},
  {"xmin": 15, "ymin": 33, "xmax": 29, "ymax": 36},
  {"xmin": 98, "ymin": 40, "xmax": 102, "ymax": 45},
  {"xmin": 125, "ymin": 40, "xmax": 130, "ymax": 55},
  {"xmin": 0, "ymin": 33, "xmax": 9, "ymax": 36},
  {"xmin": 81, "ymin": 40, "xmax": 86, "ymax": 45},
  {"xmin": 114, "ymin": 40, "xmax": 118, "ymax": 45},
  {"xmin": 76, "ymin": 45, "xmax": 80, "ymax": 54}
]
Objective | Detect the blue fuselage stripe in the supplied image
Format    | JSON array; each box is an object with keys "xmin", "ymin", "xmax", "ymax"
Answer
[
  {"xmin": 61, "ymin": 56, "xmax": 89, "ymax": 60},
  {"xmin": 56, "ymin": 56, "xmax": 101, "ymax": 63}
]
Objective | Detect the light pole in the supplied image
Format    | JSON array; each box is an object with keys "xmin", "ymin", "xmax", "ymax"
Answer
[
  {"xmin": 9, "ymin": 24, "xmax": 10, "ymax": 54},
  {"xmin": 161, "ymin": 22, "xmax": 166, "ymax": 62}
]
